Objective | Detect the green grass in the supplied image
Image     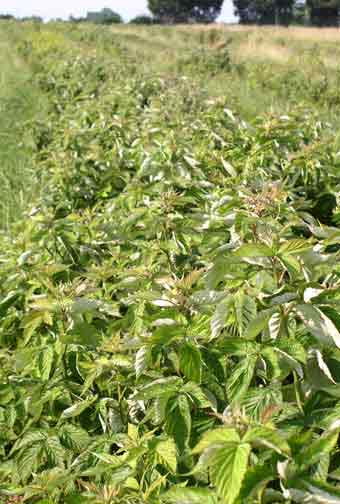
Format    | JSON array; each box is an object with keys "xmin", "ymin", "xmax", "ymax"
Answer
[{"xmin": 0, "ymin": 26, "xmax": 46, "ymax": 229}]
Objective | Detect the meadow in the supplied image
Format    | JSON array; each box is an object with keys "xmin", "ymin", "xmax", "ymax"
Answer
[{"xmin": 0, "ymin": 20, "xmax": 340, "ymax": 503}]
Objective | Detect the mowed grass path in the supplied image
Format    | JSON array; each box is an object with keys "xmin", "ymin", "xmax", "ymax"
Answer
[{"xmin": 0, "ymin": 27, "xmax": 46, "ymax": 229}]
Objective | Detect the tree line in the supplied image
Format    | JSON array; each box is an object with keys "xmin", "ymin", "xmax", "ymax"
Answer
[
  {"xmin": 1, "ymin": 1, "xmax": 339, "ymax": 26},
  {"xmin": 233, "ymin": 0, "xmax": 340, "ymax": 26},
  {"xmin": 146, "ymin": 0, "xmax": 339, "ymax": 25}
]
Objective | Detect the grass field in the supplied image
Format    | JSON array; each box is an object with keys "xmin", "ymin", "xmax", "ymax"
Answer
[
  {"xmin": 0, "ymin": 21, "xmax": 340, "ymax": 504},
  {"xmin": 108, "ymin": 23, "xmax": 340, "ymax": 122},
  {"xmin": 0, "ymin": 26, "xmax": 47, "ymax": 230}
]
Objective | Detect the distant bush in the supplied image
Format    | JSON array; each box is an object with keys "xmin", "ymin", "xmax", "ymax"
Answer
[
  {"xmin": 129, "ymin": 15, "xmax": 155, "ymax": 25},
  {"xmin": 148, "ymin": 0, "xmax": 224, "ymax": 23},
  {"xmin": 70, "ymin": 8, "xmax": 123, "ymax": 25},
  {"xmin": 21, "ymin": 16, "xmax": 43, "ymax": 23},
  {"xmin": 86, "ymin": 8, "xmax": 123, "ymax": 24},
  {"xmin": 0, "ymin": 14, "xmax": 15, "ymax": 20}
]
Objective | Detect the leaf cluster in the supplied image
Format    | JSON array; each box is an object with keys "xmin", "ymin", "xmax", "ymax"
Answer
[{"xmin": 1, "ymin": 22, "xmax": 340, "ymax": 504}]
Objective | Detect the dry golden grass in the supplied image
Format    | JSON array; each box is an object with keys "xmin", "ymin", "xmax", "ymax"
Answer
[
  {"xmin": 234, "ymin": 38, "xmax": 293, "ymax": 63},
  {"xmin": 184, "ymin": 24, "xmax": 340, "ymax": 66},
  {"xmin": 184, "ymin": 23, "xmax": 340, "ymax": 42},
  {"xmin": 110, "ymin": 22, "xmax": 340, "ymax": 71}
]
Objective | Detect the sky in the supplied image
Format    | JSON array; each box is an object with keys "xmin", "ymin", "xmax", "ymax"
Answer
[{"xmin": 0, "ymin": 0, "xmax": 237, "ymax": 22}]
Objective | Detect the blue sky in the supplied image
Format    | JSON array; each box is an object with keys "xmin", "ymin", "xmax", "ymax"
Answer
[{"xmin": 0, "ymin": 0, "xmax": 236, "ymax": 22}]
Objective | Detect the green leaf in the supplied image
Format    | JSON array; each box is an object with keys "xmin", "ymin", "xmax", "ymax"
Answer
[
  {"xmin": 261, "ymin": 346, "xmax": 281, "ymax": 379},
  {"xmin": 10, "ymin": 430, "xmax": 46, "ymax": 455},
  {"xmin": 279, "ymin": 239, "xmax": 312, "ymax": 255},
  {"xmin": 209, "ymin": 442, "xmax": 251, "ymax": 504},
  {"xmin": 164, "ymin": 487, "xmax": 218, "ymax": 504},
  {"xmin": 38, "ymin": 347, "xmax": 54, "ymax": 381},
  {"xmin": 60, "ymin": 424, "xmax": 90, "ymax": 451},
  {"xmin": 61, "ymin": 396, "xmax": 97, "ymax": 419},
  {"xmin": 180, "ymin": 342, "xmax": 202, "ymax": 383},
  {"xmin": 243, "ymin": 426, "xmax": 290, "ymax": 456},
  {"xmin": 211, "ymin": 296, "xmax": 232, "ymax": 339},
  {"xmin": 296, "ymin": 429, "xmax": 339, "ymax": 468},
  {"xmin": 234, "ymin": 243, "xmax": 273, "ymax": 257},
  {"xmin": 313, "ymin": 453, "xmax": 330, "ymax": 482},
  {"xmin": 135, "ymin": 345, "xmax": 150, "ymax": 379},
  {"xmin": 236, "ymin": 463, "xmax": 276, "ymax": 503},
  {"xmin": 61, "ymin": 322, "xmax": 102, "ymax": 347},
  {"xmin": 227, "ymin": 353, "xmax": 258, "ymax": 403},
  {"xmin": 243, "ymin": 308, "xmax": 276, "ymax": 340},
  {"xmin": 221, "ymin": 157, "xmax": 237, "ymax": 177},
  {"xmin": 234, "ymin": 292, "xmax": 257, "ymax": 338},
  {"xmin": 279, "ymin": 254, "xmax": 301, "ymax": 278},
  {"xmin": 134, "ymin": 377, "xmax": 182, "ymax": 400},
  {"xmin": 166, "ymin": 394, "xmax": 191, "ymax": 451},
  {"xmin": 154, "ymin": 437, "xmax": 177, "ymax": 473},
  {"xmin": 0, "ymin": 291, "xmax": 19, "ymax": 316},
  {"xmin": 222, "ymin": 339, "xmax": 258, "ymax": 356},
  {"xmin": 17, "ymin": 445, "xmax": 41, "ymax": 483},
  {"xmin": 193, "ymin": 428, "xmax": 240, "ymax": 454},
  {"xmin": 182, "ymin": 382, "xmax": 211, "ymax": 408},
  {"xmin": 295, "ymin": 304, "xmax": 340, "ymax": 348},
  {"xmin": 287, "ymin": 476, "xmax": 340, "ymax": 503}
]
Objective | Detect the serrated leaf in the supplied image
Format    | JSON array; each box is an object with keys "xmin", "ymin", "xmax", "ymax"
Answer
[
  {"xmin": 287, "ymin": 476, "xmax": 340, "ymax": 503},
  {"xmin": 134, "ymin": 377, "xmax": 182, "ymax": 400},
  {"xmin": 61, "ymin": 396, "xmax": 97, "ymax": 419},
  {"xmin": 295, "ymin": 304, "xmax": 340, "ymax": 348},
  {"xmin": 227, "ymin": 353, "xmax": 258, "ymax": 403},
  {"xmin": 234, "ymin": 243, "xmax": 273, "ymax": 257},
  {"xmin": 243, "ymin": 308, "xmax": 276, "ymax": 340},
  {"xmin": 135, "ymin": 345, "xmax": 150, "ymax": 379},
  {"xmin": 155, "ymin": 437, "xmax": 177, "ymax": 473},
  {"xmin": 180, "ymin": 342, "xmax": 202, "ymax": 383},
  {"xmin": 60, "ymin": 424, "xmax": 90, "ymax": 451},
  {"xmin": 17, "ymin": 445, "xmax": 41, "ymax": 483},
  {"xmin": 164, "ymin": 487, "xmax": 218, "ymax": 504},
  {"xmin": 236, "ymin": 463, "xmax": 276, "ymax": 503},
  {"xmin": 38, "ymin": 347, "xmax": 54, "ymax": 381},
  {"xmin": 261, "ymin": 346, "xmax": 281, "ymax": 379},
  {"xmin": 165, "ymin": 394, "xmax": 191, "ymax": 451},
  {"xmin": 10, "ymin": 430, "xmax": 46, "ymax": 455},
  {"xmin": 193, "ymin": 428, "xmax": 240, "ymax": 454},
  {"xmin": 211, "ymin": 296, "xmax": 232, "ymax": 340},
  {"xmin": 234, "ymin": 292, "xmax": 257, "ymax": 338},
  {"xmin": 243, "ymin": 426, "xmax": 290, "ymax": 455},
  {"xmin": 279, "ymin": 239, "xmax": 312, "ymax": 255},
  {"xmin": 279, "ymin": 254, "xmax": 301, "ymax": 278},
  {"xmin": 221, "ymin": 158, "xmax": 237, "ymax": 177},
  {"xmin": 209, "ymin": 442, "xmax": 251, "ymax": 504},
  {"xmin": 297, "ymin": 429, "xmax": 339, "ymax": 467}
]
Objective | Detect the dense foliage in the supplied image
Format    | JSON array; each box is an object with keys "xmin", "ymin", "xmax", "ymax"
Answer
[
  {"xmin": 232, "ymin": 0, "xmax": 340, "ymax": 25},
  {"xmin": 148, "ymin": 0, "xmax": 224, "ymax": 23},
  {"xmin": 1, "ymin": 22, "xmax": 340, "ymax": 504},
  {"xmin": 69, "ymin": 9, "xmax": 123, "ymax": 25},
  {"xmin": 232, "ymin": 0, "xmax": 295, "ymax": 24},
  {"xmin": 129, "ymin": 15, "xmax": 155, "ymax": 25}
]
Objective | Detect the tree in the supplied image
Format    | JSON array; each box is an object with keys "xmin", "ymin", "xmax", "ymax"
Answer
[
  {"xmin": 148, "ymin": 0, "xmax": 224, "ymax": 23},
  {"xmin": 232, "ymin": 0, "xmax": 340, "ymax": 25},
  {"xmin": 86, "ymin": 8, "xmax": 123, "ymax": 24},
  {"xmin": 130, "ymin": 14, "xmax": 155, "ymax": 24},
  {"xmin": 233, "ymin": 0, "xmax": 295, "ymax": 24},
  {"xmin": 306, "ymin": 0, "xmax": 339, "ymax": 26},
  {"xmin": 21, "ymin": 16, "xmax": 43, "ymax": 23},
  {"xmin": 0, "ymin": 14, "xmax": 15, "ymax": 20}
]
